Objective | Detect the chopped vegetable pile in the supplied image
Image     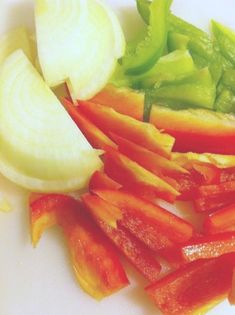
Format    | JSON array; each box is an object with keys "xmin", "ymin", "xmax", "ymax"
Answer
[{"xmin": 0, "ymin": 0, "xmax": 235, "ymax": 314}]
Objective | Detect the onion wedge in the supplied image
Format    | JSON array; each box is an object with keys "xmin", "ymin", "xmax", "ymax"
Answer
[
  {"xmin": 0, "ymin": 50, "xmax": 102, "ymax": 192},
  {"xmin": 35, "ymin": 0, "xmax": 125, "ymax": 100}
]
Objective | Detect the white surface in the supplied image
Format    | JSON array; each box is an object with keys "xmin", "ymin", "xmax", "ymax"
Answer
[{"xmin": 0, "ymin": 1, "xmax": 235, "ymax": 315}]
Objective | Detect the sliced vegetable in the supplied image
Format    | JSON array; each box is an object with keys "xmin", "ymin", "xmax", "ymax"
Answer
[
  {"xmin": 30, "ymin": 194, "xmax": 129, "ymax": 299},
  {"xmin": 111, "ymin": 134, "xmax": 187, "ymax": 177},
  {"xmin": 222, "ymin": 69, "xmax": 235, "ymax": 93},
  {"xmin": 35, "ymin": 0, "xmax": 125, "ymax": 100},
  {"xmin": 168, "ymin": 32, "xmax": 189, "ymax": 51},
  {"xmin": 215, "ymin": 88, "xmax": 235, "ymax": 113},
  {"xmin": 0, "ymin": 50, "xmax": 102, "ymax": 192},
  {"xmin": 92, "ymin": 85, "xmax": 235, "ymax": 155},
  {"xmin": 92, "ymin": 189, "xmax": 194, "ymax": 245},
  {"xmin": 212, "ymin": 20, "xmax": 235, "ymax": 65},
  {"xmin": 153, "ymin": 68, "xmax": 216, "ymax": 110},
  {"xmin": 146, "ymin": 253, "xmax": 235, "ymax": 315},
  {"xmin": 122, "ymin": 0, "xmax": 172, "ymax": 75},
  {"xmin": 180, "ymin": 232, "xmax": 235, "ymax": 262},
  {"xmin": 229, "ymin": 269, "xmax": 235, "ymax": 305},
  {"xmin": 89, "ymin": 171, "xmax": 122, "ymax": 192},
  {"xmin": 63, "ymin": 98, "xmax": 117, "ymax": 151},
  {"xmin": 82, "ymin": 193, "xmax": 162, "ymax": 282},
  {"xmin": 204, "ymin": 203, "xmax": 235, "ymax": 234},
  {"xmin": 103, "ymin": 149, "xmax": 179, "ymax": 203},
  {"xmin": 78, "ymin": 100, "xmax": 174, "ymax": 158},
  {"xmin": 0, "ymin": 27, "xmax": 33, "ymax": 65},
  {"xmin": 136, "ymin": 0, "xmax": 150, "ymax": 24},
  {"xmin": 129, "ymin": 50, "xmax": 196, "ymax": 89},
  {"xmin": 194, "ymin": 192, "xmax": 235, "ymax": 213}
]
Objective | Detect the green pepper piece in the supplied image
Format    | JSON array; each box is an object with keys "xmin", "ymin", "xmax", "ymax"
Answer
[
  {"xmin": 215, "ymin": 88, "xmax": 235, "ymax": 113},
  {"xmin": 136, "ymin": 0, "xmax": 151, "ymax": 24},
  {"xmin": 168, "ymin": 32, "xmax": 189, "ymax": 51},
  {"xmin": 143, "ymin": 90, "xmax": 154, "ymax": 122},
  {"xmin": 212, "ymin": 20, "xmax": 235, "ymax": 66},
  {"xmin": 169, "ymin": 15, "xmax": 222, "ymax": 83},
  {"xmin": 221, "ymin": 69, "xmax": 235, "ymax": 93},
  {"xmin": 122, "ymin": 0, "xmax": 172, "ymax": 75},
  {"xmin": 129, "ymin": 50, "xmax": 196, "ymax": 89},
  {"xmin": 152, "ymin": 68, "xmax": 216, "ymax": 109}
]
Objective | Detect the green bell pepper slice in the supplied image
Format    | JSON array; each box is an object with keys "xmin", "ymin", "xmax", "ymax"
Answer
[
  {"xmin": 152, "ymin": 67, "xmax": 216, "ymax": 110},
  {"xmin": 129, "ymin": 50, "xmax": 196, "ymax": 89},
  {"xmin": 215, "ymin": 88, "xmax": 235, "ymax": 113},
  {"xmin": 212, "ymin": 20, "xmax": 235, "ymax": 66},
  {"xmin": 221, "ymin": 69, "xmax": 235, "ymax": 93},
  {"xmin": 168, "ymin": 32, "xmax": 189, "ymax": 51},
  {"xmin": 122, "ymin": 0, "xmax": 172, "ymax": 75}
]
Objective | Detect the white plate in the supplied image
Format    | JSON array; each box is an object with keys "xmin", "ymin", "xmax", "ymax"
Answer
[{"xmin": 0, "ymin": 1, "xmax": 235, "ymax": 314}]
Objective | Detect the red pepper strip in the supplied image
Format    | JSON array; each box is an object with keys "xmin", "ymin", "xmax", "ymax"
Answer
[
  {"xmin": 30, "ymin": 194, "xmax": 129, "ymax": 300},
  {"xmin": 62, "ymin": 98, "xmax": 117, "ymax": 151},
  {"xmin": 111, "ymin": 133, "xmax": 187, "ymax": 178},
  {"xmin": 145, "ymin": 253, "xmax": 235, "ymax": 315},
  {"xmin": 91, "ymin": 84, "xmax": 235, "ymax": 155},
  {"xmin": 89, "ymin": 171, "xmax": 122, "ymax": 191},
  {"xmin": 82, "ymin": 194, "xmax": 161, "ymax": 282},
  {"xmin": 103, "ymin": 148, "xmax": 179, "ymax": 203},
  {"xmin": 220, "ymin": 167, "xmax": 235, "ymax": 182},
  {"xmin": 194, "ymin": 192, "xmax": 235, "ymax": 213},
  {"xmin": 204, "ymin": 203, "xmax": 235, "ymax": 234},
  {"xmin": 92, "ymin": 189, "xmax": 194, "ymax": 246},
  {"xmin": 159, "ymin": 246, "xmax": 185, "ymax": 268},
  {"xmin": 229, "ymin": 269, "xmax": 235, "ymax": 305},
  {"xmin": 197, "ymin": 181, "xmax": 235, "ymax": 197},
  {"xmin": 192, "ymin": 161, "xmax": 221, "ymax": 184},
  {"xmin": 78, "ymin": 100, "xmax": 174, "ymax": 158},
  {"xmin": 180, "ymin": 232, "xmax": 235, "ymax": 262}
]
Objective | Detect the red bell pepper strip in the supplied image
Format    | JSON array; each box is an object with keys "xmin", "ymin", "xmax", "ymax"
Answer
[
  {"xmin": 82, "ymin": 193, "xmax": 161, "ymax": 282},
  {"xmin": 92, "ymin": 189, "xmax": 194, "ymax": 246},
  {"xmin": 62, "ymin": 98, "xmax": 117, "ymax": 151},
  {"xmin": 229, "ymin": 269, "xmax": 235, "ymax": 305},
  {"xmin": 89, "ymin": 171, "xmax": 122, "ymax": 191},
  {"xmin": 204, "ymin": 203, "xmax": 235, "ymax": 234},
  {"xmin": 180, "ymin": 232, "xmax": 235, "ymax": 262},
  {"xmin": 194, "ymin": 192, "xmax": 235, "ymax": 213},
  {"xmin": 103, "ymin": 148, "xmax": 179, "ymax": 203},
  {"xmin": 91, "ymin": 84, "xmax": 235, "ymax": 155},
  {"xmin": 145, "ymin": 253, "xmax": 235, "ymax": 315},
  {"xmin": 77, "ymin": 100, "xmax": 174, "ymax": 158},
  {"xmin": 30, "ymin": 194, "xmax": 129, "ymax": 300},
  {"xmin": 197, "ymin": 181, "xmax": 235, "ymax": 198},
  {"xmin": 111, "ymin": 133, "xmax": 187, "ymax": 178}
]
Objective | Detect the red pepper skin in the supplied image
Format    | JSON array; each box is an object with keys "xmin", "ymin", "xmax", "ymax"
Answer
[
  {"xmin": 92, "ymin": 189, "xmax": 194, "ymax": 247},
  {"xmin": 62, "ymin": 98, "xmax": 117, "ymax": 151},
  {"xmin": 82, "ymin": 194, "xmax": 161, "ymax": 282},
  {"xmin": 78, "ymin": 100, "xmax": 174, "ymax": 158},
  {"xmin": 89, "ymin": 171, "xmax": 122, "ymax": 191},
  {"xmin": 103, "ymin": 148, "xmax": 179, "ymax": 203},
  {"xmin": 194, "ymin": 192, "xmax": 235, "ymax": 213},
  {"xmin": 145, "ymin": 253, "xmax": 235, "ymax": 315},
  {"xmin": 204, "ymin": 203, "xmax": 235, "ymax": 234},
  {"xmin": 91, "ymin": 84, "xmax": 235, "ymax": 155},
  {"xmin": 180, "ymin": 232, "xmax": 235, "ymax": 262},
  {"xmin": 30, "ymin": 194, "xmax": 129, "ymax": 300},
  {"xmin": 229, "ymin": 269, "xmax": 235, "ymax": 305},
  {"xmin": 111, "ymin": 133, "xmax": 187, "ymax": 178}
]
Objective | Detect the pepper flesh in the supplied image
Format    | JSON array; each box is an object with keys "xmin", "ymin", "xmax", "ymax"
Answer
[
  {"xmin": 145, "ymin": 253, "xmax": 235, "ymax": 315},
  {"xmin": 30, "ymin": 194, "xmax": 129, "ymax": 299},
  {"xmin": 91, "ymin": 85, "xmax": 235, "ymax": 155},
  {"xmin": 204, "ymin": 203, "xmax": 235, "ymax": 234},
  {"xmin": 122, "ymin": 0, "xmax": 172, "ymax": 75},
  {"xmin": 89, "ymin": 171, "xmax": 122, "ymax": 191},
  {"xmin": 78, "ymin": 100, "xmax": 174, "ymax": 158},
  {"xmin": 82, "ymin": 193, "xmax": 162, "ymax": 282},
  {"xmin": 103, "ymin": 148, "xmax": 179, "ymax": 203},
  {"xmin": 63, "ymin": 98, "xmax": 117, "ymax": 151},
  {"xmin": 92, "ymin": 189, "xmax": 194, "ymax": 246}
]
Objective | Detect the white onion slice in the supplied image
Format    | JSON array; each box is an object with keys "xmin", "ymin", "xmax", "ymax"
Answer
[
  {"xmin": 0, "ymin": 50, "xmax": 102, "ymax": 192},
  {"xmin": 35, "ymin": 0, "xmax": 125, "ymax": 100}
]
